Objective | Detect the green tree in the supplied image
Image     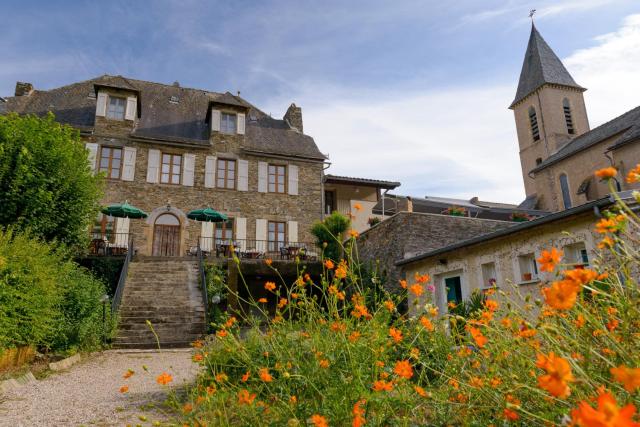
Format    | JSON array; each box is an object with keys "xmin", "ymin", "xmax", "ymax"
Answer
[
  {"xmin": 310, "ymin": 211, "xmax": 351, "ymax": 261},
  {"xmin": 0, "ymin": 113, "xmax": 103, "ymax": 250}
]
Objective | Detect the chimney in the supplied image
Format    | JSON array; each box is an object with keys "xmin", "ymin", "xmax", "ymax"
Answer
[
  {"xmin": 284, "ymin": 103, "xmax": 303, "ymax": 133},
  {"xmin": 15, "ymin": 82, "xmax": 34, "ymax": 97},
  {"xmin": 406, "ymin": 196, "xmax": 413, "ymax": 213}
]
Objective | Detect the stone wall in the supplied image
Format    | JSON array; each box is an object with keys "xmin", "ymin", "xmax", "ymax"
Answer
[{"xmin": 356, "ymin": 211, "xmax": 514, "ymax": 292}]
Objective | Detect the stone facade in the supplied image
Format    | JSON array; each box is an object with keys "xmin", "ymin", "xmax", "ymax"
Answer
[
  {"xmin": 400, "ymin": 209, "xmax": 601, "ymax": 316},
  {"xmin": 356, "ymin": 212, "xmax": 514, "ymax": 291}
]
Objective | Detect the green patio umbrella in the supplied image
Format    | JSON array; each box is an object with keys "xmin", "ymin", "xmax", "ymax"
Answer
[
  {"xmin": 101, "ymin": 201, "xmax": 148, "ymax": 219},
  {"xmin": 187, "ymin": 207, "xmax": 228, "ymax": 223}
]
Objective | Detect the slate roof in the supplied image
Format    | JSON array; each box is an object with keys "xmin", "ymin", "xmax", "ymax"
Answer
[
  {"xmin": 510, "ymin": 24, "xmax": 584, "ymax": 108},
  {"xmin": 1, "ymin": 75, "xmax": 326, "ymax": 161},
  {"xmin": 324, "ymin": 174, "xmax": 401, "ymax": 189},
  {"xmin": 532, "ymin": 105, "xmax": 640, "ymax": 173}
]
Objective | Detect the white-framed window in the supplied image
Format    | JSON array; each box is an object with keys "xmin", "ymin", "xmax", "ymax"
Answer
[
  {"xmin": 220, "ymin": 113, "xmax": 237, "ymax": 134},
  {"xmin": 517, "ymin": 253, "xmax": 539, "ymax": 282},
  {"xmin": 106, "ymin": 96, "xmax": 126, "ymax": 120},
  {"xmin": 216, "ymin": 158, "xmax": 236, "ymax": 189},
  {"xmin": 268, "ymin": 164, "xmax": 286, "ymax": 193},
  {"xmin": 160, "ymin": 153, "xmax": 182, "ymax": 184},
  {"xmin": 564, "ymin": 242, "xmax": 589, "ymax": 267},
  {"xmin": 480, "ymin": 261, "xmax": 497, "ymax": 289}
]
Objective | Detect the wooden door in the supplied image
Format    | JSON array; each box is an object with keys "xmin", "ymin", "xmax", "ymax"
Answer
[{"xmin": 153, "ymin": 225, "xmax": 180, "ymax": 256}]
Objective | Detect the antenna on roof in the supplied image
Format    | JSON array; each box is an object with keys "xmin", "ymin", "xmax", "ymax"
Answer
[{"xmin": 529, "ymin": 9, "xmax": 536, "ymax": 23}]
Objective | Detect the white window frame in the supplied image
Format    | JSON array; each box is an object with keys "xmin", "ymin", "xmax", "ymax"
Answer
[
  {"xmin": 106, "ymin": 96, "xmax": 127, "ymax": 120},
  {"xmin": 517, "ymin": 253, "xmax": 539, "ymax": 283},
  {"xmin": 220, "ymin": 112, "xmax": 237, "ymax": 134}
]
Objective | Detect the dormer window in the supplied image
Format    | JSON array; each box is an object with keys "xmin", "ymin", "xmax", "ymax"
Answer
[
  {"xmin": 107, "ymin": 96, "xmax": 126, "ymax": 120},
  {"xmin": 220, "ymin": 113, "xmax": 237, "ymax": 134}
]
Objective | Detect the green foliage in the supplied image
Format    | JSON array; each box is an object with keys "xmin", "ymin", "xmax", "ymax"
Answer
[
  {"xmin": 77, "ymin": 257, "xmax": 124, "ymax": 297},
  {"xmin": 0, "ymin": 229, "xmax": 114, "ymax": 352},
  {"xmin": 205, "ymin": 263, "xmax": 228, "ymax": 327},
  {"xmin": 0, "ymin": 113, "xmax": 103, "ymax": 251},
  {"xmin": 310, "ymin": 211, "xmax": 351, "ymax": 261}
]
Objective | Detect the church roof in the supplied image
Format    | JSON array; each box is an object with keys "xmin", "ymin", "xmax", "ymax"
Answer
[{"xmin": 510, "ymin": 25, "xmax": 584, "ymax": 108}]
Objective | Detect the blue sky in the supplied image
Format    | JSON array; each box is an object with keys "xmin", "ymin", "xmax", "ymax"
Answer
[{"xmin": 2, "ymin": 0, "xmax": 640, "ymax": 203}]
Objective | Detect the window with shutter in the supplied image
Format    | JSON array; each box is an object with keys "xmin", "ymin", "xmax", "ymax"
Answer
[
  {"xmin": 161, "ymin": 153, "xmax": 182, "ymax": 184},
  {"xmin": 268, "ymin": 164, "xmax": 286, "ymax": 193},
  {"xmin": 99, "ymin": 147, "xmax": 122, "ymax": 179},
  {"xmin": 106, "ymin": 96, "xmax": 126, "ymax": 120},
  {"xmin": 216, "ymin": 159, "xmax": 236, "ymax": 189}
]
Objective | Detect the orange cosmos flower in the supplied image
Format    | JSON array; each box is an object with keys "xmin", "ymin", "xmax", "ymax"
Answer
[
  {"xmin": 123, "ymin": 369, "xmax": 135, "ymax": 379},
  {"xmin": 351, "ymin": 304, "xmax": 370, "ymax": 319},
  {"xmin": 265, "ymin": 258, "xmax": 273, "ymax": 266},
  {"xmin": 182, "ymin": 403, "xmax": 193, "ymax": 413},
  {"xmin": 571, "ymin": 389, "xmax": 639, "ymax": 427},
  {"xmin": 193, "ymin": 353, "xmax": 204, "ymax": 362},
  {"xmin": 215, "ymin": 372, "xmax": 228, "ymax": 382},
  {"xmin": 536, "ymin": 352, "xmax": 574, "ymax": 398},
  {"xmin": 319, "ymin": 359, "xmax": 330, "ymax": 369},
  {"xmin": 538, "ymin": 248, "xmax": 563, "ymax": 272},
  {"xmin": 241, "ymin": 371, "xmax": 250, "ymax": 382},
  {"xmin": 216, "ymin": 329, "xmax": 228, "ymax": 338},
  {"xmin": 415, "ymin": 273, "xmax": 430, "ymax": 283},
  {"xmin": 399, "ymin": 279, "xmax": 408, "ymax": 289},
  {"xmin": 372, "ymin": 380, "xmax": 394, "ymax": 392},
  {"xmin": 119, "ymin": 385, "xmax": 129, "ymax": 393},
  {"xmin": 394, "ymin": 360, "xmax": 413, "ymax": 379},
  {"xmin": 503, "ymin": 408, "xmax": 519, "ymax": 421},
  {"xmin": 352, "ymin": 399, "xmax": 366, "ymax": 427},
  {"xmin": 428, "ymin": 306, "xmax": 439, "ymax": 317},
  {"xmin": 258, "ymin": 297, "xmax": 267, "ymax": 303},
  {"xmin": 348, "ymin": 331, "xmax": 361, "ymax": 342},
  {"xmin": 264, "ymin": 281, "xmax": 276, "ymax": 291},
  {"xmin": 626, "ymin": 164, "xmax": 640, "ymax": 184},
  {"xmin": 383, "ymin": 300, "xmax": 395, "ymax": 311},
  {"xmin": 595, "ymin": 167, "xmax": 618, "ymax": 179},
  {"xmin": 156, "ymin": 372, "xmax": 173, "ymax": 385},
  {"xmin": 330, "ymin": 321, "xmax": 346, "ymax": 333},
  {"xmin": 469, "ymin": 377, "xmax": 484, "ymax": 388},
  {"xmin": 324, "ymin": 260, "xmax": 335, "ymax": 270},
  {"xmin": 277, "ymin": 298, "xmax": 288, "ymax": 309},
  {"xmin": 484, "ymin": 299, "xmax": 499, "ymax": 312},
  {"xmin": 420, "ymin": 316, "xmax": 435, "ymax": 331},
  {"xmin": 607, "ymin": 318, "xmax": 619, "ymax": 332},
  {"xmin": 389, "ymin": 327, "xmax": 403, "ymax": 343},
  {"xmin": 564, "ymin": 268, "xmax": 599, "ymax": 287},
  {"xmin": 448, "ymin": 378, "xmax": 460, "ymax": 389},
  {"xmin": 191, "ymin": 339, "xmax": 204, "ymax": 348},
  {"xmin": 469, "ymin": 327, "xmax": 488, "ymax": 348},
  {"xmin": 335, "ymin": 261, "xmax": 348, "ymax": 279},
  {"xmin": 611, "ymin": 366, "xmax": 640, "ymax": 392},
  {"xmin": 353, "ymin": 203, "xmax": 363, "ymax": 211},
  {"xmin": 490, "ymin": 377, "xmax": 503, "ymax": 388},
  {"xmin": 289, "ymin": 395, "xmax": 297, "ymax": 404},
  {"xmin": 542, "ymin": 280, "xmax": 580, "ymax": 310},
  {"xmin": 575, "ymin": 314, "xmax": 586, "ymax": 328},
  {"xmin": 414, "ymin": 385, "xmax": 429, "ymax": 397},
  {"xmin": 238, "ymin": 389, "xmax": 256, "ymax": 405},
  {"xmin": 598, "ymin": 237, "xmax": 614, "ymax": 249},
  {"xmin": 596, "ymin": 217, "xmax": 622, "ymax": 234},
  {"xmin": 224, "ymin": 316, "xmax": 237, "ymax": 328},
  {"xmin": 349, "ymin": 229, "xmax": 359, "ymax": 238},
  {"xmin": 258, "ymin": 368, "xmax": 273, "ymax": 382},
  {"xmin": 206, "ymin": 385, "xmax": 216, "ymax": 395},
  {"xmin": 409, "ymin": 283, "xmax": 424, "ymax": 297},
  {"xmin": 310, "ymin": 414, "xmax": 329, "ymax": 427}
]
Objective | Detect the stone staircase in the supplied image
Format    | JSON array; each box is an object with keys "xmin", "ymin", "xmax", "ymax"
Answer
[{"xmin": 113, "ymin": 257, "xmax": 207, "ymax": 349}]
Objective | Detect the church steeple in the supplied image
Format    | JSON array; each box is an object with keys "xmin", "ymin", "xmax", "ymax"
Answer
[{"xmin": 510, "ymin": 24, "xmax": 585, "ymax": 109}]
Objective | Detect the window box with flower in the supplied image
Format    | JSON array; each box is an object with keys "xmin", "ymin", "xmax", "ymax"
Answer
[{"xmin": 445, "ymin": 206, "xmax": 467, "ymax": 217}]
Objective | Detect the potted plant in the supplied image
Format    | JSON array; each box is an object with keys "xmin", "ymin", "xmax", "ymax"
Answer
[
  {"xmin": 445, "ymin": 206, "xmax": 467, "ymax": 217},
  {"xmin": 523, "ymin": 272, "xmax": 533, "ymax": 281},
  {"xmin": 367, "ymin": 217, "xmax": 381, "ymax": 227},
  {"xmin": 510, "ymin": 212, "xmax": 531, "ymax": 222}
]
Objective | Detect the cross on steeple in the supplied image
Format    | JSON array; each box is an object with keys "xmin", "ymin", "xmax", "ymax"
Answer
[{"xmin": 529, "ymin": 9, "xmax": 536, "ymax": 22}]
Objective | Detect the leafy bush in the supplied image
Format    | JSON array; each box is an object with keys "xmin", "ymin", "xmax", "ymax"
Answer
[
  {"xmin": 205, "ymin": 263, "xmax": 228, "ymax": 328},
  {"xmin": 0, "ymin": 113, "xmax": 103, "ymax": 252},
  {"xmin": 0, "ymin": 229, "xmax": 114, "ymax": 352},
  {"xmin": 178, "ymin": 177, "xmax": 640, "ymax": 426},
  {"xmin": 310, "ymin": 211, "xmax": 350, "ymax": 261}
]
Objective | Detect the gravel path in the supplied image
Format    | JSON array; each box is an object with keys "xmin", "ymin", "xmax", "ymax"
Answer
[{"xmin": 0, "ymin": 349, "xmax": 200, "ymax": 427}]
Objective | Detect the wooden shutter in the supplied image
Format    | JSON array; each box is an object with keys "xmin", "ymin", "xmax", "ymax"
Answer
[
  {"xmin": 146, "ymin": 149, "xmax": 160, "ymax": 183},
  {"xmin": 287, "ymin": 221, "xmax": 298, "ymax": 244},
  {"xmin": 258, "ymin": 162, "xmax": 268, "ymax": 193},
  {"xmin": 125, "ymin": 96, "xmax": 137, "ymax": 121},
  {"xmin": 211, "ymin": 109, "xmax": 221, "ymax": 132},
  {"xmin": 182, "ymin": 153, "xmax": 196, "ymax": 186},
  {"xmin": 237, "ymin": 159, "xmax": 249, "ymax": 191},
  {"xmin": 288, "ymin": 165, "xmax": 299, "ymax": 195},
  {"xmin": 85, "ymin": 143, "xmax": 99, "ymax": 172},
  {"xmin": 204, "ymin": 155, "xmax": 217, "ymax": 188},
  {"xmin": 237, "ymin": 113, "xmax": 246, "ymax": 135},
  {"xmin": 115, "ymin": 217, "xmax": 130, "ymax": 247},
  {"xmin": 236, "ymin": 217, "xmax": 247, "ymax": 251},
  {"xmin": 256, "ymin": 219, "xmax": 267, "ymax": 242},
  {"xmin": 121, "ymin": 147, "xmax": 137, "ymax": 181},
  {"xmin": 96, "ymin": 92, "xmax": 107, "ymax": 117},
  {"xmin": 201, "ymin": 222, "xmax": 213, "ymax": 251}
]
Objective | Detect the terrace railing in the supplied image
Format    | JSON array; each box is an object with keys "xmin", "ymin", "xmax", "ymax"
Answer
[
  {"xmin": 198, "ymin": 238, "xmax": 318, "ymax": 261},
  {"xmin": 89, "ymin": 232, "xmax": 131, "ymax": 256},
  {"xmin": 197, "ymin": 241, "xmax": 209, "ymax": 326}
]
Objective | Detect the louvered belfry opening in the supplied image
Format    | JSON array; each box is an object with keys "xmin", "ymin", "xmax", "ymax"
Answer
[
  {"xmin": 563, "ymin": 98, "xmax": 574, "ymax": 134},
  {"xmin": 529, "ymin": 106, "xmax": 540, "ymax": 141}
]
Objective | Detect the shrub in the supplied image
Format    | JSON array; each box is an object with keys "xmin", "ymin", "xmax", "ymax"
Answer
[
  {"xmin": 310, "ymin": 211, "xmax": 350, "ymax": 261},
  {"xmin": 0, "ymin": 113, "xmax": 103, "ymax": 252},
  {"xmin": 0, "ymin": 229, "xmax": 114, "ymax": 352},
  {"xmin": 177, "ymin": 175, "xmax": 640, "ymax": 426}
]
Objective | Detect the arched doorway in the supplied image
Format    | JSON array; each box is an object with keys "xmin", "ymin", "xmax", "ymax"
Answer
[{"xmin": 153, "ymin": 213, "xmax": 181, "ymax": 256}]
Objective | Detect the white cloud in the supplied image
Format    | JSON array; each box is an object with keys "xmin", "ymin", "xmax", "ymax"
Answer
[
  {"xmin": 263, "ymin": 12, "xmax": 640, "ymax": 205},
  {"xmin": 564, "ymin": 13, "xmax": 640, "ymax": 126}
]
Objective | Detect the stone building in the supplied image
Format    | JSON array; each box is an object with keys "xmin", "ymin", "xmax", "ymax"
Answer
[
  {"xmin": 3, "ymin": 75, "xmax": 328, "ymax": 257},
  {"xmin": 511, "ymin": 25, "xmax": 640, "ymax": 212}
]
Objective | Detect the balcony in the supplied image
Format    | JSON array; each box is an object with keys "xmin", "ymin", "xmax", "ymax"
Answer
[
  {"xmin": 198, "ymin": 238, "xmax": 318, "ymax": 261},
  {"xmin": 88, "ymin": 232, "xmax": 131, "ymax": 256}
]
